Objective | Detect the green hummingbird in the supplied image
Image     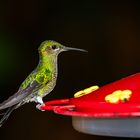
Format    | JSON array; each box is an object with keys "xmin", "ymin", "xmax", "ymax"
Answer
[{"xmin": 0, "ymin": 40, "xmax": 86, "ymax": 127}]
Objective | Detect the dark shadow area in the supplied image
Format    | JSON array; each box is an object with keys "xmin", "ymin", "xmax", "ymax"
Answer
[{"xmin": 0, "ymin": 1, "xmax": 140, "ymax": 140}]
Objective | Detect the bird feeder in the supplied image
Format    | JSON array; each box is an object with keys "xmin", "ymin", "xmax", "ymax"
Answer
[{"xmin": 41, "ymin": 73, "xmax": 140, "ymax": 138}]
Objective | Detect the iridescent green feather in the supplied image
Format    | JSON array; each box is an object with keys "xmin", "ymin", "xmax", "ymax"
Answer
[
  {"xmin": 20, "ymin": 49, "xmax": 56, "ymax": 94},
  {"xmin": 20, "ymin": 72, "xmax": 36, "ymax": 89},
  {"xmin": 20, "ymin": 68, "xmax": 52, "ymax": 90},
  {"xmin": 19, "ymin": 41, "xmax": 61, "ymax": 96}
]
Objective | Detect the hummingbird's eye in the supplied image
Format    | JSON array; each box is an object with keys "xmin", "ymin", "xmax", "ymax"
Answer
[{"xmin": 51, "ymin": 45, "xmax": 57, "ymax": 50}]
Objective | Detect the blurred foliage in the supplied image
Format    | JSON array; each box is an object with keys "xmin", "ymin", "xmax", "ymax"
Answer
[{"xmin": 0, "ymin": 41, "xmax": 16, "ymax": 75}]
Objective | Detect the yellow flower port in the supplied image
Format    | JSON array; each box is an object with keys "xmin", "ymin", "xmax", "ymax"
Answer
[
  {"xmin": 74, "ymin": 85, "xmax": 99, "ymax": 98},
  {"xmin": 105, "ymin": 89, "xmax": 132, "ymax": 104}
]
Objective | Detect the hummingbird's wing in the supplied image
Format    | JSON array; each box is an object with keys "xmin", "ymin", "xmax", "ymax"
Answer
[{"xmin": 0, "ymin": 80, "xmax": 40, "ymax": 110}]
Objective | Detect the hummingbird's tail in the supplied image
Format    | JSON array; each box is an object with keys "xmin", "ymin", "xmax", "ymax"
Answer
[{"xmin": 0, "ymin": 105, "xmax": 16, "ymax": 127}]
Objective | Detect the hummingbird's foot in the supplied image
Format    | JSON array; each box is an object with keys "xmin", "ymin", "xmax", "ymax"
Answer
[
  {"xmin": 37, "ymin": 96, "xmax": 44, "ymax": 104},
  {"xmin": 36, "ymin": 104, "xmax": 45, "ymax": 111},
  {"xmin": 31, "ymin": 96, "xmax": 44, "ymax": 104}
]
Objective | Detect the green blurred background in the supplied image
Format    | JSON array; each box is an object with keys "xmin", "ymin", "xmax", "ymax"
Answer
[{"xmin": 0, "ymin": 1, "xmax": 140, "ymax": 140}]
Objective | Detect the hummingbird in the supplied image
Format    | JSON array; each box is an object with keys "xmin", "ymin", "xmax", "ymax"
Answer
[{"xmin": 0, "ymin": 40, "xmax": 87, "ymax": 127}]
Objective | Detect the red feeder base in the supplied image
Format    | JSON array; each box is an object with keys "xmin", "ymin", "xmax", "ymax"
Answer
[{"xmin": 41, "ymin": 73, "xmax": 140, "ymax": 137}]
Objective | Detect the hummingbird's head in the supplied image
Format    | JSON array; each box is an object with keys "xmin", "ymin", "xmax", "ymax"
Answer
[{"xmin": 38, "ymin": 40, "xmax": 87, "ymax": 56}]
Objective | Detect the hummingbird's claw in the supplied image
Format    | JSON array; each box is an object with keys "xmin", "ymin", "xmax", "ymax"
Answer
[{"xmin": 36, "ymin": 104, "xmax": 45, "ymax": 111}]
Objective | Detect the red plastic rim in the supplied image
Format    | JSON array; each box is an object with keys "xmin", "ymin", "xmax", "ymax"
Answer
[{"xmin": 42, "ymin": 99, "xmax": 140, "ymax": 118}]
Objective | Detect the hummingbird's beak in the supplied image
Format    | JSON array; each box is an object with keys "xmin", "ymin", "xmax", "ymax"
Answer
[{"xmin": 64, "ymin": 47, "xmax": 88, "ymax": 52}]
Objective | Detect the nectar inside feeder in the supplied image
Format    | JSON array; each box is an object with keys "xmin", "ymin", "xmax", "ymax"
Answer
[{"xmin": 41, "ymin": 73, "xmax": 140, "ymax": 138}]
